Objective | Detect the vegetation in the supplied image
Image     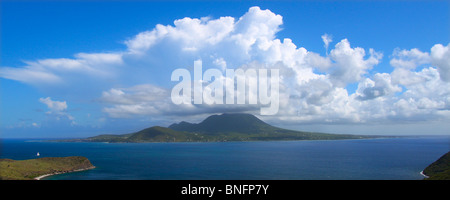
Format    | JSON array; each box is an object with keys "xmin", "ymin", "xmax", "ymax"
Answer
[
  {"xmin": 0, "ymin": 156, "xmax": 95, "ymax": 180},
  {"xmin": 61, "ymin": 113, "xmax": 376, "ymax": 143},
  {"xmin": 423, "ymin": 151, "xmax": 450, "ymax": 180},
  {"xmin": 169, "ymin": 113, "xmax": 276, "ymax": 134}
]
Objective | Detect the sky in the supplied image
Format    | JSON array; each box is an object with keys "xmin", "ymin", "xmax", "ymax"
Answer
[{"xmin": 1, "ymin": 0, "xmax": 449, "ymax": 138}]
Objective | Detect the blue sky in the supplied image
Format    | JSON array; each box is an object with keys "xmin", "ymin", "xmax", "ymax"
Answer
[{"xmin": 1, "ymin": 1, "xmax": 449, "ymax": 138}]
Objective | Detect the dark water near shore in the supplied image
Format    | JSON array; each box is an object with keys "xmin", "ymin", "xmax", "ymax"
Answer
[{"xmin": 1, "ymin": 136, "xmax": 449, "ymax": 180}]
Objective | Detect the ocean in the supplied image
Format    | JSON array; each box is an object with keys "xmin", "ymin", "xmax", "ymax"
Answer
[{"xmin": 1, "ymin": 136, "xmax": 449, "ymax": 180}]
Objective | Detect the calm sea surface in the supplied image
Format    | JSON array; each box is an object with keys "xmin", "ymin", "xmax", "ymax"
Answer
[{"xmin": 1, "ymin": 136, "xmax": 449, "ymax": 180}]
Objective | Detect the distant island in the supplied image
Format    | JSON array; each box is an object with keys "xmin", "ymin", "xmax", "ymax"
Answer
[
  {"xmin": 422, "ymin": 151, "xmax": 450, "ymax": 180},
  {"xmin": 0, "ymin": 156, "xmax": 95, "ymax": 180},
  {"xmin": 61, "ymin": 113, "xmax": 377, "ymax": 143}
]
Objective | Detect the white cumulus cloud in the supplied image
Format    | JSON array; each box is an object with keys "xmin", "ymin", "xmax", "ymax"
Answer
[
  {"xmin": 321, "ymin": 33, "xmax": 333, "ymax": 54},
  {"xmin": 39, "ymin": 97, "xmax": 75, "ymax": 123},
  {"xmin": 430, "ymin": 43, "xmax": 450, "ymax": 82},
  {"xmin": 39, "ymin": 97, "xmax": 68, "ymax": 112},
  {"xmin": 2, "ymin": 6, "xmax": 450, "ymax": 129}
]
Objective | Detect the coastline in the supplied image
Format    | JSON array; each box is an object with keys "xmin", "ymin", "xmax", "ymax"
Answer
[
  {"xmin": 419, "ymin": 171, "xmax": 429, "ymax": 179},
  {"xmin": 34, "ymin": 166, "xmax": 96, "ymax": 180}
]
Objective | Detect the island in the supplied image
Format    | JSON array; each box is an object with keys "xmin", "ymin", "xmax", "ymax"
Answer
[
  {"xmin": 422, "ymin": 151, "xmax": 450, "ymax": 180},
  {"xmin": 61, "ymin": 113, "xmax": 378, "ymax": 143},
  {"xmin": 0, "ymin": 156, "xmax": 95, "ymax": 180}
]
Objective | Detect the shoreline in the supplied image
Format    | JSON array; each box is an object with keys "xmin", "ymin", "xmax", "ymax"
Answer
[
  {"xmin": 53, "ymin": 135, "xmax": 391, "ymax": 144},
  {"xmin": 419, "ymin": 171, "xmax": 429, "ymax": 179},
  {"xmin": 34, "ymin": 166, "xmax": 96, "ymax": 180}
]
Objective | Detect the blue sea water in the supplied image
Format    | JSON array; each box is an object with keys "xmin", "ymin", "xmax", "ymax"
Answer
[{"xmin": 1, "ymin": 136, "xmax": 449, "ymax": 180}]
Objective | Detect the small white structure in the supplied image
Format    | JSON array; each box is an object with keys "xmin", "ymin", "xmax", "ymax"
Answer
[{"xmin": 36, "ymin": 152, "xmax": 40, "ymax": 156}]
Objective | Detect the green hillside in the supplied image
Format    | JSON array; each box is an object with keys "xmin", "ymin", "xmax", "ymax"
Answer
[
  {"xmin": 0, "ymin": 156, "xmax": 95, "ymax": 180},
  {"xmin": 170, "ymin": 113, "xmax": 369, "ymax": 140},
  {"xmin": 423, "ymin": 151, "xmax": 450, "ymax": 180},
  {"xmin": 65, "ymin": 113, "xmax": 373, "ymax": 143},
  {"xmin": 126, "ymin": 126, "xmax": 203, "ymax": 142}
]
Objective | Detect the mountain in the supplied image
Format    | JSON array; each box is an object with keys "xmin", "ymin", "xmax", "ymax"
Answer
[
  {"xmin": 169, "ymin": 113, "xmax": 275, "ymax": 134},
  {"xmin": 65, "ymin": 113, "xmax": 373, "ymax": 143},
  {"xmin": 422, "ymin": 151, "xmax": 450, "ymax": 180}
]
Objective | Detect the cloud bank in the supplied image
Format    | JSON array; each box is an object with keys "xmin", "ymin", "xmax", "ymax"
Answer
[{"xmin": 1, "ymin": 6, "xmax": 450, "ymax": 128}]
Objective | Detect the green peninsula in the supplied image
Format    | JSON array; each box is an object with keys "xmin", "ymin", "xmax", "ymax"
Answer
[
  {"xmin": 0, "ymin": 156, "xmax": 95, "ymax": 180},
  {"xmin": 63, "ymin": 113, "xmax": 376, "ymax": 143},
  {"xmin": 422, "ymin": 151, "xmax": 450, "ymax": 180}
]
